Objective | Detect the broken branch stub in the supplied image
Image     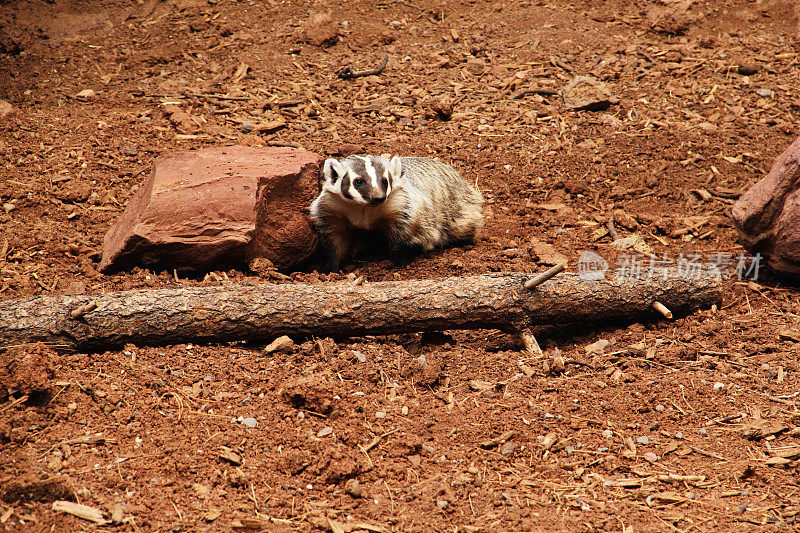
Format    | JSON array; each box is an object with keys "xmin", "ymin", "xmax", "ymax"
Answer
[{"xmin": 0, "ymin": 272, "xmax": 721, "ymax": 351}]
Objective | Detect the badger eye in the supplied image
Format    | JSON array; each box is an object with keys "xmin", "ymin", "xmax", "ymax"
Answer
[
  {"xmin": 353, "ymin": 178, "xmax": 365, "ymax": 187},
  {"xmin": 381, "ymin": 178, "xmax": 389, "ymax": 188}
]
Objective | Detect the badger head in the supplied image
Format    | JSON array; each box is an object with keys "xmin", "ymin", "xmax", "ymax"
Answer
[{"xmin": 322, "ymin": 155, "xmax": 402, "ymax": 205}]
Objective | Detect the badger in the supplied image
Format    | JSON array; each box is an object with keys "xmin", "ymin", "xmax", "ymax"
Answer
[{"xmin": 309, "ymin": 155, "xmax": 484, "ymax": 270}]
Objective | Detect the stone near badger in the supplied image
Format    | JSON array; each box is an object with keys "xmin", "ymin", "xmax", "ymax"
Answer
[
  {"xmin": 731, "ymin": 136, "xmax": 800, "ymax": 276},
  {"xmin": 100, "ymin": 146, "xmax": 321, "ymax": 273}
]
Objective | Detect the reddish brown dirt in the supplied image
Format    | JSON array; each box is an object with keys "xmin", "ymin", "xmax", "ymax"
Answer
[{"xmin": 2, "ymin": 0, "xmax": 800, "ymax": 531}]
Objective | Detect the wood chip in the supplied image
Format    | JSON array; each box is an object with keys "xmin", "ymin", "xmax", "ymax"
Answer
[
  {"xmin": 779, "ymin": 329, "xmax": 800, "ymax": 342},
  {"xmin": 741, "ymin": 421, "xmax": 789, "ymax": 440},
  {"xmin": 480, "ymin": 430, "xmax": 516, "ymax": 450},
  {"xmin": 52, "ymin": 501, "xmax": 108, "ymax": 524},
  {"xmin": 772, "ymin": 445, "xmax": 800, "ymax": 460},
  {"xmin": 542, "ymin": 432, "xmax": 558, "ymax": 450},
  {"xmin": 520, "ymin": 328, "xmax": 543, "ymax": 356},
  {"xmin": 468, "ymin": 380, "xmax": 494, "ymax": 391},
  {"xmin": 645, "ymin": 492, "xmax": 687, "ymax": 507},
  {"xmin": 219, "ymin": 446, "xmax": 242, "ymax": 465}
]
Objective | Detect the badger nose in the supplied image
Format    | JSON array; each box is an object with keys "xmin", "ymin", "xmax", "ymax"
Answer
[{"xmin": 370, "ymin": 196, "xmax": 386, "ymax": 204}]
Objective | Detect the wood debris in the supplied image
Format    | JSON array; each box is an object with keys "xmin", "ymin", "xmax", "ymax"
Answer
[{"xmin": 52, "ymin": 501, "xmax": 108, "ymax": 524}]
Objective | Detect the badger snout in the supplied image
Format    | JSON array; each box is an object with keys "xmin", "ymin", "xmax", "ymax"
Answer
[{"xmin": 369, "ymin": 196, "xmax": 386, "ymax": 204}]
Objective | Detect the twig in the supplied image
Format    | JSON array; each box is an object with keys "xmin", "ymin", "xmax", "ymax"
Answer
[
  {"xmin": 360, "ymin": 428, "xmax": 398, "ymax": 453},
  {"xmin": 690, "ymin": 446, "xmax": 727, "ymax": 461},
  {"xmin": 0, "ymin": 394, "xmax": 28, "ymax": 413},
  {"xmin": 606, "ymin": 215, "xmax": 619, "ymax": 241},
  {"xmin": 653, "ymin": 301, "xmax": 673, "ymax": 319},
  {"xmin": 705, "ymin": 413, "xmax": 744, "ymax": 426},
  {"xmin": 524, "ymin": 262, "xmax": 567, "ymax": 290},
  {"xmin": 511, "ymin": 88, "xmax": 558, "ymax": 99},
  {"xmin": 133, "ymin": 92, "xmax": 251, "ymax": 101},
  {"xmin": 69, "ymin": 300, "xmax": 98, "ymax": 320},
  {"xmin": 337, "ymin": 54, "xmax": 389, "ymax": 79}
]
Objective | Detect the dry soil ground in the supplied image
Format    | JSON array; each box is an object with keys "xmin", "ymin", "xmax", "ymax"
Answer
[{"xmin": 2, "ymin": 0, "xmax": 800, "ymax": 531}]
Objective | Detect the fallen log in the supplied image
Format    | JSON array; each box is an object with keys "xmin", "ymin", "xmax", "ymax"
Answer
[{"xmin": 0, "ymin": 272, "xmax": 721, "ymax": 351}]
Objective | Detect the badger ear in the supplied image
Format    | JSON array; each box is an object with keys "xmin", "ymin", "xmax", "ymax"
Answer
[
  {"xmin": 387, "ymin": 156, "xmax": 403, "ymax": 179},
  {"xmin": 323, "ymin": 158, "xmax": 346, "ymax": 183}
]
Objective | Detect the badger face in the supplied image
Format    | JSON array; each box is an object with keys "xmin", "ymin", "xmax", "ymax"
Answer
[{"xmin": 322, "ymin": 155, "xmax": 402, "ymax": 205}]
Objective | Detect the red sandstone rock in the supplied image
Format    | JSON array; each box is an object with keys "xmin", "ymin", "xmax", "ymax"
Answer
[
  {"xmin": 301, "ymin": 13, "xmax": 338, "ymax": 48},
  {"xmin": 100, "ymin": 146, "xmax": 321, "ymax": 273},
  {"xmin": 731, "ymin": 136, "xmax": 800, "ymax": 276}
]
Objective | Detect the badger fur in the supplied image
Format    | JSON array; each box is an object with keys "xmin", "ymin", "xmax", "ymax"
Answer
[{"xmin": 309, "ymin": 155, "xmax": 484, "ymax": 270}]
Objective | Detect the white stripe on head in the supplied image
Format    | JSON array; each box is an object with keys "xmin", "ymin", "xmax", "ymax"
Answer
[
  {"xmin": 347, "ymin": 170, "xmax": 361, "ymax": 201},
  {"xmin": 363, "ymin": 156, "xmax": 378, "ymax": 189}
]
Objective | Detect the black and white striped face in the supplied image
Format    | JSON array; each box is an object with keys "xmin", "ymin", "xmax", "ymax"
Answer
[{"xmin": 322, "ymin": 155, "xmax": 403, "ymax": 205}]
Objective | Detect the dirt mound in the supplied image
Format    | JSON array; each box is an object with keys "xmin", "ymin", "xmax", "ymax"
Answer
[{"xmin": 0, "ymin": 343, "xmax": 57, "ymax": 403}]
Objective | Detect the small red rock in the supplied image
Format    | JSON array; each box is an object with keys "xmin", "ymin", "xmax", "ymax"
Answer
[
  {"xmin": 731, "ymin": 136, "xmax": 800, "ymax": 276},
  {"xmin": 301, "ymin": 13, "xmax": 338, "ymax": 48},
  {"xmin": 0, "ymin": 100, "xmax": 16, "ymax": 121},
  {"xmin": 100, "ymin": 146, "xmax": 322, "ymax": 273}
]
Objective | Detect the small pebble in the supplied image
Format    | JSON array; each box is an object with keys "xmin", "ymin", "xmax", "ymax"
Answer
[
  {"xmin": 306, "ymin": 484, "xmax": 313, "ymax": 490},
  {"xmin": 564, "ymin": 445, "xmax": 575, "ymax": 453},
  {"xmin": 755, "ymin": 88, "xmax": 773, "ymax": 97},
  {"xmin": 500, "ymin": 442, "xmax": 517, "ymax": 456},
  {"xmin": 643, "ymin": 451, "xmax": 658, "ymax": 462},
  {"xmin": 436, "ymin": 499, "xmax": 448, "ymax": 509},
  {"xmin": 344, "ymin": 479, "xmax": 362, "ymax": 498},
  {"xmin": 713, "ymin": 382, "xmax": 724, "ymax": 390},
  {"xmin": 317, "ymin": 427, "xmax": 333, "ymax": 437},
  {"xmin": 204, "ymin": 375, "xmax": 214, "ymax": 382},
  {"xmin": 636, "ymin": 436, "xmax": 649, "ymax": 445},
  {"xmin": 697, "ymin": 428, "xmax": 708, "ymax": 436},
  {"xmin": 675, "ymin": 432, "xmax": 684, "ymax": 439},
  {"xmin": 297, "ymin": 411, "xmax": 305, "ymax": 419},
  {"xmin": 241, "ymin": 121, "xmax": 254, "ymax": 134},
  {"xmin": 375, "ymin": 411, "xmax": 386, "ymax": 419},
  {"xmin": 401, "ymin": 406, "xmax": 409, "ymax": 415},
  {"xmin": 242, "ymin": 417, "xmax": 257, "ymax": 428},
  {"xmin": 687, "ymin": 492, "xmax": 696, "ymax": 500},
  {"xmin": 739, "ymin": 504, "xmax": 748, "ymax": 513},
  {"xmin": 597, "ymin": 447, "xmax": 609, "ymax": 452},
  {"xmin": 737, "ymin": 64, "xmax": 759, "ymax": 76},
  {"xmin": 655, "ymin": 404, "xmax": 665, "ymax": 412},
  {"xmin": 602, "ymin": 429, "xmax": 613, "ymax": 439},
  {"xmin": 353, "ymin": 350, "xmax": 366, "ymax": 363}
]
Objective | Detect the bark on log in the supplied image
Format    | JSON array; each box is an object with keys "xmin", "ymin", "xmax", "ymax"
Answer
[{"xmin": 0, "ymin": 272, "xmax": 721, "ymax": 351}]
